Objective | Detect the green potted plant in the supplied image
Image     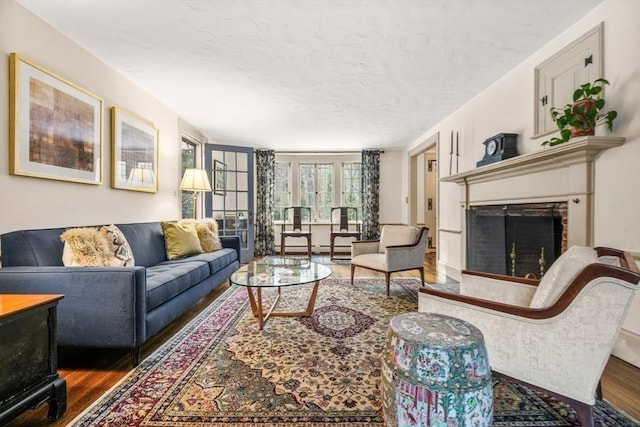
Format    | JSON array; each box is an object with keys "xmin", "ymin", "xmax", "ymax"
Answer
[{"xmin": 542, "ymin": 78, "xmax": 618, "ymax": 147}]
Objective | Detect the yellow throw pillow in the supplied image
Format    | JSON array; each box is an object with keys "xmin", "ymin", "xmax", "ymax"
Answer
[
  {"xmin": 161, "ymin": 221, "xmax": 203, "ymax": 260},
  {"xmin": 179, "ymin": 218, "xmax": 223, "ymax": 252},
  {"xmin": 60, "ymin": 227, "xmax": 122, "ymax": 267}
]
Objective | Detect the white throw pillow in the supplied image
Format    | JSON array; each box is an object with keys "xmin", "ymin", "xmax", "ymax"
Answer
[{"xmin": 529, "ymin": 246, "xmax": 598, "ymax": 308}]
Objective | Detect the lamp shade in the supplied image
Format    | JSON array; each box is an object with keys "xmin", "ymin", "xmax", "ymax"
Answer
[
  {"xmin": 127, "ymin": 167, "xmax": 156, "ymax": 187},
  {"xmin": 179, "ymin": 168, "xmax": 212, "ymax": 192}
]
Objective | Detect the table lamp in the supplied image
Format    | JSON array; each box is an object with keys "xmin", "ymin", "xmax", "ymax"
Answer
[{"xmin": 179, "ymin": 168, "xmax": 212, "ymax": 219}]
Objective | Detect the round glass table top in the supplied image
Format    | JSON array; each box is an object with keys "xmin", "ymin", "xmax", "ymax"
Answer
[{"xmin": 230, "ymin": 256, "xmax": 332, "ymax": 288}]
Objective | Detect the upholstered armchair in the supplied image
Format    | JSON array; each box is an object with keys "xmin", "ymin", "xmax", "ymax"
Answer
[
  {"xmin": 350, "ymin": 225, "xmax": 428, "ymax": 296},
  {"xmin": 418, "ymin": 246, "xmax": 640, "ymax": 427}
]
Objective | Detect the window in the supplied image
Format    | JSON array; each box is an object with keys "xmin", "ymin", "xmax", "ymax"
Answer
[
  {"xmin": 300, "ymin": 163, "xmax": 333, "ymax": 221},
  {"xmin": 274, "ymin": 162, "xmax": 290, "ymax": 221},
  {"xmin": 180, "ymin": 138, "xmax": 197, "ymax": 218},
  {"xmin": 274, "ymin": 155, "xmax": 361, "ymax": 223},
  {"xmin": 342, "ymin": 162, "xmax": 361, "ymax": 220}
]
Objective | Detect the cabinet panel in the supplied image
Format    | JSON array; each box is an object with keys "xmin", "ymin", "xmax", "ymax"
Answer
[{"xmin": 535, "ymin": 23, "xmax": 602, "ymax": 137}]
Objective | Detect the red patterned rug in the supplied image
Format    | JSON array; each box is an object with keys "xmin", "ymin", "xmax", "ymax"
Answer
[{"xmin": 69, "ymin": 278, "xmax": 638, "ymax": 426}]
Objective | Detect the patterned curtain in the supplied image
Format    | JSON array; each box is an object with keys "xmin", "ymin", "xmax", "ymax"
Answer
[
  {"xmin": 254, "ymin": 149, "xmax": 275, "ymax": 255},
  {"xmin": 361, "ymin": 149, "xmax": 380, "ymax": 240}
]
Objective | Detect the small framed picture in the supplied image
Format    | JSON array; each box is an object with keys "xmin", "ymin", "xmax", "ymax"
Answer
[
  {"xmin": 214, "ymin": 160, "xmax": 226, "ymax": 195},
  {"xmin": 111, "ymin": 106, "xmax": 159, "ymax": 193},
  {"xmin": 9, "ymin": 53, "xmax": 103, "ymax": 184}
]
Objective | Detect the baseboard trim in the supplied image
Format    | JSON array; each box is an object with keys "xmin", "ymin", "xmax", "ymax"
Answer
[
  {"xmin": 613, "ymin": 328, "xmax": 640, "ymax": 368},
  {"xmin": 437, "ymin": 259, "xmax": 461, "ymax": 282}
]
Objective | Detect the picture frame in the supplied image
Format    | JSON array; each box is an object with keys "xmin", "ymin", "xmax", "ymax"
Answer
[
  {"xmin": 214, "ymin": 160, "xmax": 226, "ymax": 195},
  {"xmin": 9, "ymin": 53, "xmax": 103, "ymax": 184},
  {"xmin": 111, "ymin": 106, "xmax": 159, "ymax": 193}
]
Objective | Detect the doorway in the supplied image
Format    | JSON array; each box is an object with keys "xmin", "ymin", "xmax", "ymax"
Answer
[{"xmin": 409, "ymin": 133, "xmax": 438, "ymax": 254}]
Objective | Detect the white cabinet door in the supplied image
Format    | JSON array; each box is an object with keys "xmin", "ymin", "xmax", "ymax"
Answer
[{"xmin": 534, "ymin": 24, "xmax": 602, "ymax": 137}]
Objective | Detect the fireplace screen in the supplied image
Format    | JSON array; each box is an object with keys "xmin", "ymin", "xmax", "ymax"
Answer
[{"xmin": 466, "ymin": 203, "xmax": 566, "ymax": 278}]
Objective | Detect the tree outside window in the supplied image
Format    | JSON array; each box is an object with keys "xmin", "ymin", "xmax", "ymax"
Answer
[
  {"xmin": 342, "ymin": 162, "xmax": 361, "ymax": 220},
  {"xmin": 273, "ymin": 156, "xmax": 360, "ymax": 223},
  {"xmin": 300, "ymin": 163, "xmax": 333, "ymax": 221},
  {"xmin": 181, "ymin": 139, "xmax": 196, "ymax": 218}
]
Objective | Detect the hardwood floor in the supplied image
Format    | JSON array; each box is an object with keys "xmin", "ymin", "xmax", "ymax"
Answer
[{"xmin": 8, "ymin": 254, "xmax": 640, "ymax": 426}]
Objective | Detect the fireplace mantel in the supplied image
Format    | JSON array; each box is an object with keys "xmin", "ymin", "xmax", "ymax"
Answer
[
  {"xmin": 441, "ymin": 136, "xmax": 625, "ymax": 185},
  {"xmin": 441, "ymin": 135, "xmax": 625, "ymax": 250}
]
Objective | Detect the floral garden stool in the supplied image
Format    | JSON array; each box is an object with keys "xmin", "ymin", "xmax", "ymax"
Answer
[{"xmin": 381, "ymin": 312, "xmax": 493, "ymax": 426}]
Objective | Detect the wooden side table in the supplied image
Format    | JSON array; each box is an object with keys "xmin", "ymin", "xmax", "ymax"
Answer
[{"xmin": 0, "ymin": 294, "xmax": 66, "ymax": 424}]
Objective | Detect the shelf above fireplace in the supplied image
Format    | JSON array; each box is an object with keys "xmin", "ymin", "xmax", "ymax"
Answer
[{"xmin": 441, "ymin": 136, "xmax": 625, "ymax": 185}]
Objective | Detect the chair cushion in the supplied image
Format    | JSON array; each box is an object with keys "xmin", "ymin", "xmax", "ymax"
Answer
[
  {"xmin": 378, "ymin": 226, "xmax": 418, "ymax": 253},
  {"xmin": 529, "ymin": 246, "xmax": 598, "ymax": 308},
  {"xmin": 352, "ymin": 253, "xmax": 387, "ymax": 271}
]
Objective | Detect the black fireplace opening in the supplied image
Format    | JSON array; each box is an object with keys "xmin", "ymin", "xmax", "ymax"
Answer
[{"xmin": 466, "ymin": 203, "xmax": 566, "ymax": 278}]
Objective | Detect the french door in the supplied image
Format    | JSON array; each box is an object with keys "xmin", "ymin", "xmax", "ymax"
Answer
[{"xmin": 204, "ymin": 144, "xmax": 254, "ymax": 262}]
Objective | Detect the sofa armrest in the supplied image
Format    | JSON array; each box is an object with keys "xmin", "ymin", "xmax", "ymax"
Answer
[
  {"xmin": 0, "ymin": 266, "xmax": 147, "ymax": 348},
  {"xmin": 220, "ymin": 236, "xmax": 241, "ymax": 261}
]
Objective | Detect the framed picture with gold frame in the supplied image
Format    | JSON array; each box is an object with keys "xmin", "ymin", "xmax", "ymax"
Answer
[
  {"xmin": 9, "ymin": 53, "xmax": 103, "ymax": 184},
  {"xmin": 111, "ymin": 106, "xmax": 159, "ymax": 193}
]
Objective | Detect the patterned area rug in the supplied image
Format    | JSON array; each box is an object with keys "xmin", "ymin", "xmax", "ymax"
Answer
[{"xmin": 70, "ymin": 278, "xmax": 638, "ymax": 427}]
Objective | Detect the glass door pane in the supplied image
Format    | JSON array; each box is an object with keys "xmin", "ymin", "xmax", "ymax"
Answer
[{"xmin": 205, "ymin": 145, "xmax": 254, "ymax": 262}]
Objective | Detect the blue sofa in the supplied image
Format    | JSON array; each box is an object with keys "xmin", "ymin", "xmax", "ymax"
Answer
[{"xmin": 0, "ymin": 221, "xmax": 240, "ymax": 366}]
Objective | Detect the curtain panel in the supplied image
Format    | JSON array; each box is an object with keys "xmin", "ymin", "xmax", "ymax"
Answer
[
  {"xmin": 361, "ymin": 149, "xmax": 380, "ymax": 240},
  {"xmin": 254, "ymin": 149, "xmax": 275, "ymax": 255}
]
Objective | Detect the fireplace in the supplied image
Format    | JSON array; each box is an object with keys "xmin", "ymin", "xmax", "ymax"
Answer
[
  {"xmin": 440, "ymin": 137, "xmax": 624, "ymax": 279},
  {"xmin": 466, "ymin": 203, "xmax": 567, "ymax": 278}
]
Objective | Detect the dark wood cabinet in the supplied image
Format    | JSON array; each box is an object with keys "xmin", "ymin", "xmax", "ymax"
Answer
[{"xmin": 0, "ymin": 294, "xmax": 66, "ymax": 424}]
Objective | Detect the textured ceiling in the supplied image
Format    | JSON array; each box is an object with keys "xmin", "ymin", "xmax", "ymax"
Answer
[{"xmin": 17, "ymin": 0, "xmax": 602, "ymax": 151}]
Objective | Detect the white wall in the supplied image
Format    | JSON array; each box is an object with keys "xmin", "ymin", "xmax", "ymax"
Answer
[
  {"xmin": 0, "ymin": 0, "xmax": 186, "ymax": 235},
  {"xmin": 379, "ymin": 150, "xmax": 406, "ymax": 224},
  {"xmin": 408, "ymin": 0, "xmax": 640, "ymax": 366}
]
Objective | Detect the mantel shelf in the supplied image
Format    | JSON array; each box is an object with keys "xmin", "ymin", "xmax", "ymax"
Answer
[{"xmin": 441, "ymin": 136, "xmax": 625, "ymax": 185}]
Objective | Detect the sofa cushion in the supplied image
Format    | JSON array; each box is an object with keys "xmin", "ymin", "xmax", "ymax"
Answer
[
  {"xmin": 529, "ymin": 246, "xmax": 598, "ymax": 308},
  {"xmin": 60, "ymin": 227, "xmax": 125, "ymax": 267},
  {"xmin": 161, "ymin": 221, "xmax": 203, "ymax": 260},
  {"xmin": 101, "ymin": 224, "xmax": 135, "ymax": 266},
  {"xmin": 180, "ymin": 248, "xmax": 238, "ymax": 275},
  {"xmin": 180, "ymin": 219, "xmax": 223, "ymax": 252},
  {"xmin": 146, "ymin": 260, "xmax": 210, "ymax": 310},
  {"xmin": 116, "ymin": 222, "xmax": 167, "ymax": 267},
  {"xmin": 379, "ymin": 226, "xmax": 418, "ymax": 253}
]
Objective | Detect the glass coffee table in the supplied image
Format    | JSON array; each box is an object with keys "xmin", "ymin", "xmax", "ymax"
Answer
[{"xmin": 230, "ymin": 256, "xmax": 332, "ymax": 329}]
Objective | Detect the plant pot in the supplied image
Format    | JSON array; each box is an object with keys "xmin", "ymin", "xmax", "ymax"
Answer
[
  {"xmin": 570, "ymin": 127, "xmax": 595, "ymax": 138},
  {"xmin": 569, "ymin": 98, "xmax": 596, "ymax": 138}
]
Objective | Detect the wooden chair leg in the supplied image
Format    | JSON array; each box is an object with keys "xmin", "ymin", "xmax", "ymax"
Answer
[
  {"xmin": 385, "ymin": 273, "xmax": 391, "ymax": 297},
  {"xmin": 330, "ymin": 236, "xmax": 335, "ymax": 260},
  {"xmin": 418, "ymin": 267, "xmax": 425, "ymax": 287},
  {"xmin": 350, "ymin": 264, "xmax": 356, "ymax": 285},
  {"xmin": 307, "ymin": 236, "xmax": 312, "ymax": 258},
  {"xmin": 280, "ymin": 235, "xmax": 285, "ymax": 256}
]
